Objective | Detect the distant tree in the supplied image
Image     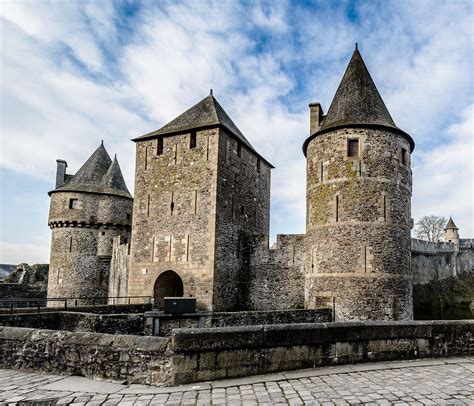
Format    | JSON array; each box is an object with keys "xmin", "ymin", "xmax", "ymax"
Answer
[{"xmin": 415, "ymin": 215, "xmax": 447, "ymax": 242}]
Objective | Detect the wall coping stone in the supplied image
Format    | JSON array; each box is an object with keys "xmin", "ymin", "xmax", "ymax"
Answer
[{"xmin": 171, "ymin": 320, "xmax": 474, "ymax": 352}]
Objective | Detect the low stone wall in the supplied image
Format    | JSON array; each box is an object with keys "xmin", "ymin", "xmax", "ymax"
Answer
[
  {"xmin": 0, "ymin": 312, "xmax": 146, "ymax": 335},
  {"xmin": 170, "ymin": 320, "xmax": 474, "ymax": 384},
  {"xmin": 0, "ymin": 327, "xmax": 171, "ymax": 385},
  {"xmin": 146, "ymin": 308, "xmax": 331, "ymax": 336},
  {"xmin": 0, "ymin": 283, "xmax": 46, "ymax": 301},
  {"xmin": 0, "ymin": 303, "xmax": 151, "ymax": 315},
  {"xmin": 1, "ymin": 321, "xmax": 473, "ymax": 386}
]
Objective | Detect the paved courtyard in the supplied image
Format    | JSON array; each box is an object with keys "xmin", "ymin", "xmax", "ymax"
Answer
[{"xmin": 0, "ymin": 357, "xmax": 473, "ymax": 405}]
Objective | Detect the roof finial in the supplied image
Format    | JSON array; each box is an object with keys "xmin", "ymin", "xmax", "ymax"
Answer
[
  {"xmin": 210, "ymin": 89, "xmax": 213, "ymax": 96},
  {"xmin": 101, "ymin": 140, "xmax": 104, "ymax": 146},
  {"xmin": 355, "ymin": 42, "xmax": 358, "ymax": 50},
  {"xmin": 114, "ymin": 153, "xmax": 117, "ymax": 158}
]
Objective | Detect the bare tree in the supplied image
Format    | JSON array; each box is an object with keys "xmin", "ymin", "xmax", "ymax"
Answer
[{"xmin": 414, "ymin": 215, "xmax": 447, "ymax": 242}]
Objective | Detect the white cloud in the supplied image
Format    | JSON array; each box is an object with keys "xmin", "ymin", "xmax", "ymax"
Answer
[
  {"xmin": 0, "ymin": 0, "xmax": 473, "ymax": 262},
  {"xmin": 412, "ymin": 104, "xmax": 474, "ymax": 237}
]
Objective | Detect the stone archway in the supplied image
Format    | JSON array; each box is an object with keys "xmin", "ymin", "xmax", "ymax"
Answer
[{"xmin": 153, "ymin": 270, "xmax": 184, "ymax": 309}]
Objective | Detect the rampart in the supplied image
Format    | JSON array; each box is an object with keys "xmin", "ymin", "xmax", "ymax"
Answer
[
  {"xmin": 411, "ymin": 238, "xmax": 473, "ymax": 285},
  {"xmin": 246, "ymin": 234, "xmax": 306, "ymax": 310},
  {"xmin": 1, "ymin": 320, "xmax": 473, "ymax": 386}
]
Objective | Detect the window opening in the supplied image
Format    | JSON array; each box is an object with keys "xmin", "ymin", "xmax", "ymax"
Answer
[
  {"xmin": 190, "ymin": 131, "xmax": 197, "ymax": 149},
  {"xmin": 157, "ymin": 138, "xmax": 163, "ymax": 156},
  {"xmin": 347, "ymin": 139, "xmax": 359, "ymax": 158}
]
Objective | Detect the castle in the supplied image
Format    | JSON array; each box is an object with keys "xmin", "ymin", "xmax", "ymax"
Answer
[{"xmin": 47, "ymin": 47, "xmax": 472, "ymax": 320}]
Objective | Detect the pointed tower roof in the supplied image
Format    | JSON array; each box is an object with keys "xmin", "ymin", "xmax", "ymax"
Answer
[
  {"xmin": 49, "ymin": 143, "xmax": 132, "ymax": 199},
  {"xmin": 445, "ymin": 217, "xmax": 458, "ymax": 231},
  {"xmin": 133, "ymin": 93, "xmax": 273, "ymax": 167},
  {"xmin": 100, "ymin": 155, "xmax": 132, "ymax": 198},
  {"xmin": 303, "ymin": 46, "xmax": 414, "ymax": 155}
]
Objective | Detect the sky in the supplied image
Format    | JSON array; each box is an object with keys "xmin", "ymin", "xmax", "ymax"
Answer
[{"xmin": 0, "ymin": 0, "xmax": 473, "ymax": 265}]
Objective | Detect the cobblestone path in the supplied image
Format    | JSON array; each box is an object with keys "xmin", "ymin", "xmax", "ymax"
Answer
[{"xmin": 1, "ymin": 358, "xmax": 473, "ymax": 405}]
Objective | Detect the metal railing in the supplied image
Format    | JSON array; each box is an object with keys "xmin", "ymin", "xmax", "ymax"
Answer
[{"xmin": 0, "ymin": 296, "xmax": 153, "ymax": 315}]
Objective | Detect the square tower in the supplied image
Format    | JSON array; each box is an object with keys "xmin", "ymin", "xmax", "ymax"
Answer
[{"xmin": 127, "ymin": 93, "xmax": 272, "ymax": 311}]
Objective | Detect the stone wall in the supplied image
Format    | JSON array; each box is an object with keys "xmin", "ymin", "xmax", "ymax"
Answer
[
  {"xmin": 0, "ymin": 284, "xmax": 46, "ymax": 302},
  {"xmin": 171, "ymin": 320, "xmax": 474, "ymax": 384},
  {"xmin": 411, "ymin": 238, "xmax": 474, "ymax": 285},
  {"xmin": 48, "ymin": 191, "xmax": 132, "ymax": 304},
  {"xmin": 305, "ymin": 127, "xmax": 413, "ymax": 321},
  {"xmin": 146, "ymin": 308, "xmax": 331, "ymax": 336},
  {"xmin": 213, "ymin": 129, "xmax": 271, "ymax": 311},
  {"xmin": 0, "ymin": 312, "xmax": 146, "ymax": 335},
  {"xmin": 108, "ymin": 236, "xmax": 130, "ymax": 300},
  {"xmin": 2, "ymin": 321, "xmax": 472, "ymax": 386},
  {"xmin": 128, "ymin": 129, "xmax": 220, "ymax": 310},
  {"xmin": 245, "ymin": 234, "xmax": 305, "ymax": 311},
  {"xmin": 0, "ymin": 303, "xmax": 151, "ymax": 315},
  {"xmin": 0, "ymin": 327, "xmax": 170, "ymax": 385}
]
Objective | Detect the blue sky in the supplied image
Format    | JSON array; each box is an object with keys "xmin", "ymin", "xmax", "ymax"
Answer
[{"xmin": 1, "ymin": 0, "xmax": 473, "ymax": 264}]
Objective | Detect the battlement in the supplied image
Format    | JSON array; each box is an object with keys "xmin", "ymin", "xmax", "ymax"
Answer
[{"xmin": 410, "ymin": 238, "xmax": 456, "ymax": 254}]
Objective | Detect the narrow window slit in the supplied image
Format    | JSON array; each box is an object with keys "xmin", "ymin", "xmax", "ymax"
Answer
[
  {"xmin": 146, "ymin": 194, "xmax": 150, "ymax": 217},
  {"xmin": 190, "ymin": 131, "xmax": 197, "ymax": 149},
  {"xmin": 157, "ymin": 138, "xmax": 163, "ymax": 156},
  {"xmin": 151, "ymin": 237, "xmax": 155, "ymax": 262},
  {"xmin": 144, "ymin": 146, "xmax": 148, "ymax": 170},
  {"xmin": 335, "ymin": 195, "xmax": 339, "ymax": 222},
  {"xmin": 320, "ymin": 162, "xmax": 324, "ymax": 182}
]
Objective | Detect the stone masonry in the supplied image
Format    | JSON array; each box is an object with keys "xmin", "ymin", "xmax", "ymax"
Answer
[
  {"xmin": 47, "ymin": 144, "xmax": 132, "ymax": 304},
  {"xmin": 46, "ymin": 46, "xmax": 473, "ymax": 320},
  {"xmin": 127, "ymin": 94, "xmax": 271, "ymax": 311}
]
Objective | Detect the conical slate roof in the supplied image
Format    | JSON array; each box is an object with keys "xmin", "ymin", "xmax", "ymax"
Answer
[
  {"xmin": 100, "ymin": 155, "xmax": 131, "ymax": 197},
  {"xmin": 445, "ymin": 217, "xmax": 458, "ymax": 231},
  {"xmin": 50, "ymin": 143, "xmax": 132, "ymax": 199},
  {"xmin": 134, "ymin": 93, "xmax": 273, "ymax": 167},
  {"xmin": 303, "ymin": 46, "xmax": 415, "ymax": 155}
]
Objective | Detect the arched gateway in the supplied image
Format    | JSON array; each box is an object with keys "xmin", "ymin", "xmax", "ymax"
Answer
[{"xmin": 153, "ymin": 270, "xmax": 184, "ymax": 309}]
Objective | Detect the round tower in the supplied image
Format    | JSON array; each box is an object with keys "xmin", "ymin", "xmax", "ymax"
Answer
[
  {"xmin": 303, "ymin": 47, "xmax": 415, "ymax": 321},
  {"xmin": 444, "ymin": 217, "xmax": 460, "ymax": 245},
  {"xmin": 47, "ymin": 143, "xmax": 133, "ymax": 305}
]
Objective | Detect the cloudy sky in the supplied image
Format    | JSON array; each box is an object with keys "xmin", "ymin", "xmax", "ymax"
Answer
[{"xmin": 0, "ymin": 0, "xmax": 473, "ymax": 264}]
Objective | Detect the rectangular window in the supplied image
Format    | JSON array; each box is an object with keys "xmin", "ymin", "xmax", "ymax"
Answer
[
  {"xmin": 69, "ymin": 199, "xmax": 78, "ymax": 209},
  {"xmin": 401, "ymin": 148, "xmax": 408, "ymax": 165},
  {"xmin": 190, "ymin": 131, "xmax": 197, "ymax": 149},
  {"xmin": 237, "ymin": 142, "xmax": 242, "ymax": 157},
  {"xmin": 157, "ymin": 138, "xmax": 163, "ymax": 156},
  {"xmin": 347, "ymin": 139, "xmax": 359, "ymax": 158}
]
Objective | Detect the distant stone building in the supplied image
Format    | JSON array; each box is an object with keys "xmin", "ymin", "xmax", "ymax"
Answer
[
  {"xmin": 47, "ymin": 143, "xmax": 132, "ymax": 304},
  {"xmin": 47, "ymin": 46, "xmax": 472, "ymax": 319}
]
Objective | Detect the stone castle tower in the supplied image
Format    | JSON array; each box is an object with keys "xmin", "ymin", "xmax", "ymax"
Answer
[
  {"xmin": 127, "ymin": 93, "xmax": 272, "ymax": 311},
  {"xmin": 303, "ymin": 47, "xmax": 415, "ymax": 320},
  {"xmin": 47, "ymin": 143, "xmax": 133, "ymax": 304},
  {"xmin": 444, "ymin": 217, "xmax": 460, "ymax": 245}
]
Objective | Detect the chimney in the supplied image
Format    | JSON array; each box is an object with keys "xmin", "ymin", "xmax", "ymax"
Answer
[
  {"xmin": 55, "ymin": 159, "xmax": 68, "ymax": 188},
  {"xmin": 309, "ymin": 103, "xmax": 324, "ymax": 134}
]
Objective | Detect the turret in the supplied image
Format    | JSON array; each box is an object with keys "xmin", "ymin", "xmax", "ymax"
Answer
[
  {"xmin": 444, "ymin": 217, "xmax": 460, "ymax": 245},
  {"xmin": 47, "ymin": 143, "xmax": 133, "ymax": 305},
  {"xmin": 303, "ymin": 46, "xmax": 415, "ymax": 321}
]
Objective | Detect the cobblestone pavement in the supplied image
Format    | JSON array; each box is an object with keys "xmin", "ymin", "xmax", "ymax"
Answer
[{"xmin": 1, "ymin": 358, "xmax": 473, "ymax": 405}]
